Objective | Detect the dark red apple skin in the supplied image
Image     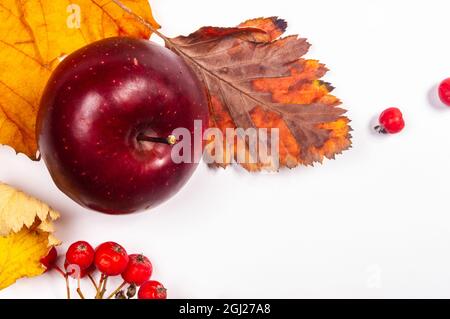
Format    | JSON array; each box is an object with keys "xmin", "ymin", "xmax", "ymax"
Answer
[{"xmin": 37, "ymin": 37, "xmax": 209, "ymax": 215}]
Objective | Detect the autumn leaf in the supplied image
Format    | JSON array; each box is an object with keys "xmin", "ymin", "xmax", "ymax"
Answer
[
  {"xmin": 0, "ymin": 0, "xmax": 159, "ymax": 159},
  {"xmin": 0, "ymin": 228, "xmax": 54, "ymax": 290},
  {"xmin": 0, "ymin": 183, "xmax": 60, "ymax": 290},
  {"xmin": 166, "ymin": 18, "xmax": 352, "ymax": 171}
]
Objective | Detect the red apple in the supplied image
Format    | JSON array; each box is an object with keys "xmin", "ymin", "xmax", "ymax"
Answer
[{"xmin": 37, "ymin": 37, "xmax": 209, "ymax": 214}]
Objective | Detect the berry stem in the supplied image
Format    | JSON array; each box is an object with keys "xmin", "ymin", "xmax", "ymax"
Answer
[
  {"xmin": 100, "ymin": 276, "xmax": 109, "ymax": 299},
  {"xmin": 95, "ymin": 274, "xmax": 106, "ymax": 299},
  {"xmin": 95, "ymin": 274, "xmax": 109, "ymax": 299},
  {"xmin": 76, "ymin": 288, "xmax": 85, "ymax": 299},
  {"xmin": 76, "ymin": 275, "xmax": 86, "ymax": 299},
  {"xmin": 88, "ymin": 274, "xmax": 99, "ymax": 293},
  {"xmin": 54, "ymin": 265, "xmax": 66, "ymax": 278},
  {"xmin": 137, "ymin": 133, "xmax": 177, "ymax": 145},
  {"xmin": 65, "ymin": 274, "xmax": 71, "ymax": 299},
  {"xmin": 106, "ymin": 281, "xmax": 127, "ymax": 299}
]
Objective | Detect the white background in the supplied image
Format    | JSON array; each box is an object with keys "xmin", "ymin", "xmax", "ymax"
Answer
[{"xmin": 1, "ymin": 0, "xmax": 450, "ymax": 299}]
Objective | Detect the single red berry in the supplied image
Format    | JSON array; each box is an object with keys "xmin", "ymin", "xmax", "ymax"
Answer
[
  {"xmin": 64, "ymin": 260, "xmax": 94, "ymax": 278},
  {"xmin": 138, "ymin": 280, "xmax": 167, "ymax": 299},
  {"xmin": 94, "ymin": 242, "xmax": 129, "ymax": 276},
  {"xmin": 40, "ymin": 247, "xmax": 58, "ymax": 271},
  {"xmin": 66, "ymin": 241, "xmax": 95, "ymax": 270},
  {"xmin": 438, "ymin": 78, "xmax": 450, "ymax": 106},
  {"xmin": 122, "ymin": 254, "xmax": 153, "ymax": 286},
  {"xmin": 375, "ymin": 107, "xmax": 405, "ymax": 134}
]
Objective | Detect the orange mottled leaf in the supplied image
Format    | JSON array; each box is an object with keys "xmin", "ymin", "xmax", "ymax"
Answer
[
  {"xmin": 167, "ymin": 17, "xmax": 351, "ymax": 171},
  {"xmin": 238, "ymin": 17, "xmax": 287, "ymax": 41}
]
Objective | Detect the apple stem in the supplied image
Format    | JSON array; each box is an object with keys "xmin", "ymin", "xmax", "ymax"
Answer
[{"xmin": 137, "ymin": 133, "xmax": 177, "ymax": 145}]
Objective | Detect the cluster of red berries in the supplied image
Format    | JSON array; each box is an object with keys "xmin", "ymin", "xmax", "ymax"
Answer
[
  {"xmin": 40, "ymin": 241, "xmax": 166, "ymax": 299},
  {"xmin": 374, "ymin": 78, "xmax": 450, "ymax": 135}
]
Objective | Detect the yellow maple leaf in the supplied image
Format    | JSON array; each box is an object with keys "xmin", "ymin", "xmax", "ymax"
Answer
[
  {"xmin": 0, "ymin": 228, "xmax": 52, "ymax": 290},
  {"xmin": 0, "ymin": 0, "xmax": 159, "ymax": 159},
  {"xmin": 0, "ymin": 183, "xmax": 60, "ymax": 290}
]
